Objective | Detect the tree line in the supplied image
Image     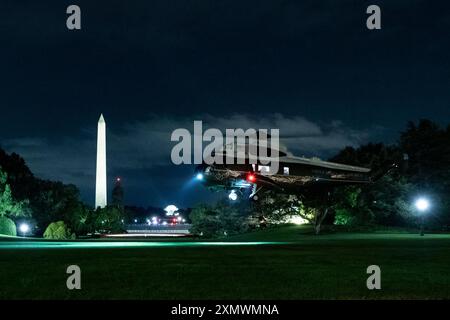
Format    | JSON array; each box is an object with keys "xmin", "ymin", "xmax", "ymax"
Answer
[
  {"xmin": 0, "ymin": 148, "xmax": 125, "ymax": 237},
  {"xmin": 190, "ymin": 119, "xmax": 450, "ymax": 236}
]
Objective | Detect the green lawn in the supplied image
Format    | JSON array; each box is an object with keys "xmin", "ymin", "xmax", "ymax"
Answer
[{"xmin": 1, "ymin": 225, "xmax": 449, "ymax": 299}]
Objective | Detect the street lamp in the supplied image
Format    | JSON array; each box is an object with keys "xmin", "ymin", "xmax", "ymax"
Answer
[{"xmin": 415, "ymin": 197, "xmax": 430, "ymax": 236}]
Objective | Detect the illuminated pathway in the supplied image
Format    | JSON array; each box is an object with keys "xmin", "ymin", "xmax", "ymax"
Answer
[{"xmin": 0, "ymin": 241, "xmax": 290, "ymax": 249}]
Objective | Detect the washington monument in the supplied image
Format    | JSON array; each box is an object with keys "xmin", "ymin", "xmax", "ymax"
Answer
[{"xmin": 95, "ymin": 114, "xmax": 107, "ymax": 208}]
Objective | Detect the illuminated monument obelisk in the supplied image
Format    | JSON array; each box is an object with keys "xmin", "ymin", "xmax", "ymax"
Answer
[{"xmin": 95, "ymin": 114, "xmax": 107, "ymax": 208}]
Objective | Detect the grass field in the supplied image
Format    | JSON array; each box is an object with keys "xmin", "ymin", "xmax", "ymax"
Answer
[{"xmin": 1, "ymin": 225, "xmax": 450, "ymax": 299}]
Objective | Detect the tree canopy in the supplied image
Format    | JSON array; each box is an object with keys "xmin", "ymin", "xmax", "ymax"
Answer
[{"xmin": 0, "ymin": 167, "xmax": 28, "ymax": 218}]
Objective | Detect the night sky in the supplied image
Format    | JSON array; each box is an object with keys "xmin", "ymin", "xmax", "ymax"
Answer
[{"xmin": 1, "ymin": 0, "xmax": 449, "ymax": 208}]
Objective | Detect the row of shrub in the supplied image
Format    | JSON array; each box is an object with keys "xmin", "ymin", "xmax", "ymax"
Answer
[{"xmin": 0, "ymin": 217, "xmax": 75, "ymax": 239}]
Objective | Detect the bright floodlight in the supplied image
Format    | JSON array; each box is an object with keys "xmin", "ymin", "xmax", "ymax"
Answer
[
  {"xmin": 229, "ymin": 190, "xmax": 238, "ymax": 201},
  {"xmin": 196, "ymin": 173, "xmax": 204, "ymax": 180},
  {"xmin": 288, "ymin": 216, "xmax": 308, "ymax": 225},
  {"xmin": 19, "ymin": 223, "xmax": 30, "ymax": 234},
  {"xmin": 415, "ymin": 198, "xmax": 430, "ymax": 212}
]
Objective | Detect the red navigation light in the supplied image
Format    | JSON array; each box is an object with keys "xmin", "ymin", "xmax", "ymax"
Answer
[{"xmin": 246, "ymin": 173, "xmax": 256, "ymax": 183}]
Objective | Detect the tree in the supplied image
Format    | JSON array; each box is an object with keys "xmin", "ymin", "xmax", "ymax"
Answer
[
  {"xmin": 189, "ymin": 204, "xmax": 222, "ymax": 238},
  {"xmin": 300, "ymin": 188, "xmax": 333, "ymax": 235},
  {"xmin": 368, "ymin": 175, "xmax": 416, "ymax": 226},
  {"xmin": 330, "ymin": 143, "xmax": 419, "ymax": 228},
  {"xmin": 327, "ymin": 121, "xmax": 450, "ymax": 229},
  {"xmin": 333, "ymin": 186, "xmax": 364, "ymax": 226},
  {"xmin": 0, "ymin": 148, "xmax": 89, "ymax": 235},
  {"xmin": 254, "ymin": 192, "xmax": 302, "ymax": 223},
  {"xmin": 190, "ymin": 201, "xmax": 251, "ymax": 238},
  {"xmin": 112, "ymin": 179, "xmax": 124, "ymax": 209},
  {"xmin": 30, "ymin": 180, "xmax": 87, "ymax": 234},
  {"xmin": 400, "ymin": 120, "xmax": 450, "ymax": 186},
  {"xmin": 43, "ymin": 221, "xmax": 75, "ymax": 240},
  {"xmin": 0, "ymin": 216, "xmax": 17, "ymax": 236},
  {"xmin": 85, "ymin": 206, "xmax": 124, "ymax": 234},
  {"xmin": 0, "ymin": 149, "xmax": 35, "ymax": 201},
  {"xmin": 399, "ymin": 120, "xmax": 450, "ymax": 228},
  {"xmin": 67, "ymin": 203, "xmax": 91, "ymax": 235},
  {"xmin": 254, "ymin": 190, "xmax": 331, "ymax": 234},
  {"xmin": 0, "ymin": 167, "xmax": 29, "ymax": 218},
  {"xmin": 215, "ymin": 201, "xmax": 251, "ymax": 235},
  {"xmin": 330, "ymin": 143, "xmax": 402, "ymax": 173}
]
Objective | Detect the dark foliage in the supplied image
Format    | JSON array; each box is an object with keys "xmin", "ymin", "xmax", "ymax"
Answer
[{"xmin": 190, "ymin": 200, "xmax": 251, "ymax": 238}]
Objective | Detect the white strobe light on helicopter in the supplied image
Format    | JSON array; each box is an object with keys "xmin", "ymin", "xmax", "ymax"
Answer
[
  {"xmin": 196, "ymin": 173, "xmax": 204, "ymax": 180},
  {"xmin": 229, "ymin": 190, "xmax": 238, "ymax": 201}
]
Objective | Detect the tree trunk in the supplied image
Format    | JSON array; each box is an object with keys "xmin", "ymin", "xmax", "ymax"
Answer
[
  {"xmin": 314, "ymin": 207, "xmax": 329, "ymax": 235},
  {"xmin": 314, "ymin": 223, "xmax": 321, "ymax": 235}
]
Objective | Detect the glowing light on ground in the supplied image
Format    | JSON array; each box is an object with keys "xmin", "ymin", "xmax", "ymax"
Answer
[{"xmin": 287, "ymin": 215, "xmax": 308, "ymax": 225}]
